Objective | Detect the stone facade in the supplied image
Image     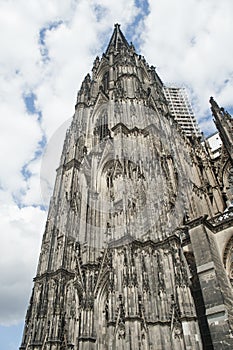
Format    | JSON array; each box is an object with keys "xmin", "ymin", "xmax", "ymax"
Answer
[{"xmin": 20, "ymin": 24, "xmax": 233, "ymax": 350}]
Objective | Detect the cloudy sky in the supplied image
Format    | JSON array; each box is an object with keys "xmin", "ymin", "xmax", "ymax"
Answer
[{"xmin": 0, "ymin": 0, "xmax": 233, "ymax": 348}]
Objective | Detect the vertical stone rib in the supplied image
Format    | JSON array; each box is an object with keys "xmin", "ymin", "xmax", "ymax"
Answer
[{"xmin": 20, "ymin": 24, "xmax": 233, "ymax": 350}]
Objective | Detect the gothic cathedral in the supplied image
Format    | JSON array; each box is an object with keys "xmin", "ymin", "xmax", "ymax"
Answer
[{"xmin": 20, "ymin": 24, "xmax": 233, "ymax": 350}]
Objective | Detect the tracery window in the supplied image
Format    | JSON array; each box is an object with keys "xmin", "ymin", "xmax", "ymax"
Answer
[
  {"xmin": 94, "ymin": 112, "xmax": 110, "ymax": 142},
  {"xmin": 223, "ymin": 236, "xmax": 233, "ymax": 287},
  {"xmin": 101, "ymin": 72, "xmax": 109, "ymax": 94},
  {"xmin": 228, "ymin": 166, "xmax": 233, "ymax": 196},
  {"xmin": 223, "ymin": 162, "xmax": 233, "ymax": 207}
]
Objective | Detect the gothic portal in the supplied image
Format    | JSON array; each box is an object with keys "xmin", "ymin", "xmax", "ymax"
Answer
[{"xmin": 20, "ymin": 24, "xmax": 233, "ymax": 350}]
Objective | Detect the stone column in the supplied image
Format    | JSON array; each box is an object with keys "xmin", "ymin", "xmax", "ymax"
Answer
[{"xmin": 189, "ymin": 218, "xmax": 233, "ymax": 349}]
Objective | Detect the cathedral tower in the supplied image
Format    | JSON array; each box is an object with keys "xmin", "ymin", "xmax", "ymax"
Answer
[{"xmin": 20, "ymin": 24, "xmax": 233, "ymax": 350}]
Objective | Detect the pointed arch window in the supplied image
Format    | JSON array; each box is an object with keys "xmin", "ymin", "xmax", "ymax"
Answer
[
  {"xmin": 101, "ymin": 72, "xmax": 109, "ymax": 94},
  {"xmin": 94, "ymin": 112, "xmax": 111, "ymax": 142},
  {"xmin": 223, "ymin": 236, "xmax": 233, "ymax": 287}
]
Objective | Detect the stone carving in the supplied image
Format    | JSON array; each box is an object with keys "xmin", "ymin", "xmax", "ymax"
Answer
[{"xmin": 20, "ymin": 24, "xmax": 233, "ymax": 350}]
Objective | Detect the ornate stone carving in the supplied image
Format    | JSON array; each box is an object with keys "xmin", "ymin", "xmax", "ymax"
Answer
[{"xmin": 21, "ymin": 24, "xmax": 233, "ymax": 350}]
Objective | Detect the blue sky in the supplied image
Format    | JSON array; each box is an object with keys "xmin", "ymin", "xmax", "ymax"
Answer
[{"xmin": 0, "ymin": 1, "xmax": 233, "ymax": 349}]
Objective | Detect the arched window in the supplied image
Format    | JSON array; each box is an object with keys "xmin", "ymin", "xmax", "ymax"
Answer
[
  {"xmin": 94, "ymin": 112, "xmax": 110, "ymax": 142},
  {"xmin": 223, "ymin": 162, "xmax": 233, "ymax": 208},
  {"xmin": 223, "ymin": 236, "xmax": 233, "ymax": 287},
  {"xmin": 101, "ymin": 72, "xmax": 109, "ymax": 94}
]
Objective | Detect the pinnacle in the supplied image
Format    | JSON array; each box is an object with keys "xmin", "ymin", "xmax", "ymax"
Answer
[{"xmin": 105, "ymin": 23, "xmax": 130, "ymax": 55}]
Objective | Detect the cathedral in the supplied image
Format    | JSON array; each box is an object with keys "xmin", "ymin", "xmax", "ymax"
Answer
[{"xmin": 20, "ymin": 24, "xmax": 233, "ymax": 350}]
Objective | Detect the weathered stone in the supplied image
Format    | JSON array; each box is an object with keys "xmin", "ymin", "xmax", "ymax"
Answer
[{"xmin": 20, "ymin": 24, "xmax": 233, "ymax": 350}]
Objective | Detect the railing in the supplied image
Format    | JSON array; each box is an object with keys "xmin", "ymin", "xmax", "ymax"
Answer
[{"xmin": 208, "ymin": 207, "xmax": 233, "ymax": 225}]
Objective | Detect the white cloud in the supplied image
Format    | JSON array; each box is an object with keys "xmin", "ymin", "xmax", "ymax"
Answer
[
  {"xmin": 140, "ymin": 0, "xmax": 233, "ymax": 133},
  {"xmin": 0, "ymin": 0, "xmax": 142, "ymax": 332},
  {"xmin": 0, "ymin": 195, "xmax": 46, "ymax": 325},
  {"xmin": 0, "ymin": 87, "xmax": 42, "ymax": 193},
  {"xmin": 0, "ymin": 0, "xmax": 233, "ymax": 340}
]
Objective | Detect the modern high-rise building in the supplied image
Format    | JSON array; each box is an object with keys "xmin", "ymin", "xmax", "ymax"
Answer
[
  {"xmin": 163, "ymin": 86, "xmax": 201, "ymax": 137},
  {"xmin": 20, "ymin": 24, "xmax": 233, "ymax": 350}
]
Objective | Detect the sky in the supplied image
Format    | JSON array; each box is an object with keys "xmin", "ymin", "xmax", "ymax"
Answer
[{"xmin": 0, "ymin": 0, "xmax": 233, "ymax": 348}]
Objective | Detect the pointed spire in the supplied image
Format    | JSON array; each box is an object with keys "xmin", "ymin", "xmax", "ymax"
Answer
[
  {"xmin": 209, "ymin": 96, "xmax": 221, "ymax": 115},
  {"xmin": 210, "ymin": 96, "xmax": 233, "ymax": 161},
  {"xmin": 105, "ymin": 23, "xmax": 130, "ymax": 55}
]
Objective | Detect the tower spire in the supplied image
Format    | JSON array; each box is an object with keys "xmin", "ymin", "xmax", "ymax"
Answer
[
  {"xmin": 105, "ymin": 23, "xmax": 130, "ymax": 54},
  {"xmin": 20, "ymin": 25, "xmax": 233, "ymax": 350},
  {"xmin": 210, "ymin": 96, "xmax": 233, "ymax": 161}
]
